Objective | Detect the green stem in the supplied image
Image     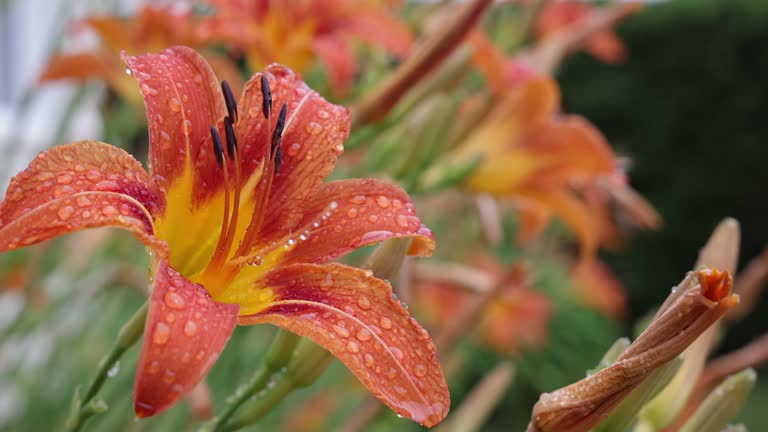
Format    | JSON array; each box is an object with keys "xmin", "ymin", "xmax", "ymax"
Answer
[
  {"xmin": 66, "ymin": 301, "xmax": 148, "ymax": 432},
  {"xmin": 220, "ymin": 370, "xmax": 294, "ymax": 432},
  {"xmin": 203, "ymin": 330, "xmax": 301, "ymax": 432}
]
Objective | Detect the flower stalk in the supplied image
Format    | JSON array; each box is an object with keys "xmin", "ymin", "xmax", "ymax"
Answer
[{"xmin": 66, "ymin": 301, "xmax": 148, "ymax": 432}]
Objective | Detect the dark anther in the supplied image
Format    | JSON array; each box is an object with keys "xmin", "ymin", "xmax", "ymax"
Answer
[
  {"xmin": 224, "ymin": 116, "xmax": 237, "ymax": 160},
  {"xmin": 210, "ymin": 126, "xmax": 225, "ymax": 167},
  {"xmin": 274, "ymin": 141, "xmax": 282, "ymax": 173},
  {"xmin": 260, "ymin": 75, "xmax": 272, "ymax": 119},
  {"xmin": 271, "ymin": 103, "xmax": 287, "ymax": 155},
  {"xmin": 221, "ymin": 80, "xmax": 238, "ymax": 122}
]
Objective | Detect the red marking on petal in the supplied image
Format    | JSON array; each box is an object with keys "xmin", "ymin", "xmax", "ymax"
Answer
[
  {"xmin": 281, "ymin": 179, "xmax": 435, "ymax": 265},
  {"xmin": 123, "ymin": 46, "xmax": 227, "ymax": 200},
  {"xmin": 240, "ymin": 263, "xmax": 450, "ymax": 427},
  {"xmin": 0, "ymin": 141, "xmax": 162, "ymax": 224},
  {"xmin": 134, "ymin": 261, "xmax": 238, "ymax": 418}
]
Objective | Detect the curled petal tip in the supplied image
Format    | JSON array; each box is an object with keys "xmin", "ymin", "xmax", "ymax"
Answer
[{"xmin": 698, "ymin": 268, "xmax": 734, "ymax": 302}]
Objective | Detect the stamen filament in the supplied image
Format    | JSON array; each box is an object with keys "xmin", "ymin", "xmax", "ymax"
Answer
[{"xmin": 208, "ymin": 126, "xmax": 231, "ymax": 268}]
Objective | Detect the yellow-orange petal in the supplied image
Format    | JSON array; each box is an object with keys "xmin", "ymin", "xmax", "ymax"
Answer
[
  {"xmin": 134, "ymin": 260, "xmax": 239, "ymax": 418},
  {"xmin": 240, "ymin": 263, "xmax": 450, "ymax": 427},
  {"xmin": 38, "ymin": 52, "xmax": 115, "ymax": 83}
]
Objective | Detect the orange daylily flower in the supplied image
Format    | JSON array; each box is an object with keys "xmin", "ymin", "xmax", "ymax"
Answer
[
  {"xmin": 39, "ymin": 5, "xmax": 241, "ymax": 106},
  {"xmin": 534, "ymin": 1, "xmax": 630, "ymax": 64},
  {"xmin": 436, "ymin": 75, "xmax": 616, "ymax": 258},
  {"xmin": 1, "ymin": 47, "xmax": 449, "ymax": 426},
  {"xmin": 198, "ymin": 0, "xmax": 413, "ymax": 95},
  {"xmin": 416, "ymin": 259, "xmax": 551, "ymax": 354}
]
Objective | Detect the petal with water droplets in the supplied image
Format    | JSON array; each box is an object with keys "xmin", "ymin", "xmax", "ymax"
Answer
[
  {"xmin": 237, "ymin": 64, "xmax": 351, "ymax": 245},
  {"xmin": 239, "ymin": 263, "xmax": 450, "ymax": 427},
  {"xmin": 0, "ymin": 141, "xmax": 165, "ymax": 253},
  {"xmin": 123, "ymin": 46, "xmax": 227, "ymax": 198},
  {"xmin": 279, "ymin": 179, "xmax": 435, "ymax": 265},
  {"xmin": 134, "ymin": 261, "xmax": 239, "ymax": 418}
]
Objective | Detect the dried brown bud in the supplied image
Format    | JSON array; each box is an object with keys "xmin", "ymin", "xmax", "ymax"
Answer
[{"xmin": 528, "ymin": 268, "xmax": 738, "ymax": 432}]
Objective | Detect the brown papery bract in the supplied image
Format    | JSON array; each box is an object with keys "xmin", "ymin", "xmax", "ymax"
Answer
[{"xmin": 528, "ymin": 268, "xmax": 738, "ymax": 432}]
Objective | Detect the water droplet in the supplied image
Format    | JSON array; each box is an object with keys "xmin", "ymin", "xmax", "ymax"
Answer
[
  {"xmin": 184, "ymin": 320, "xmax": 198, "ymax": 336},
  {"xmin": 364, "ymin": 353, "xmax": 375, "ymax": 368},
  {"xmin": 380, "ymin": 317, "xmax": 393, "ymax": 330},
  {"xmin": 76, "ymin": 196, "xmax": 92, "ymax": 207},
  {"xmin": 86, "ymin": 170, "xmax": 102, "ymax": 181},
  {"xmin": 102, "ymin": 206, "xmax": 118, "ymax": 216},
  {"xmin": 287, "ymin": 143, "xmax": 302, "ymax": 156},
  {"xmin": 356, "ymin": 328, "xmax": 373, "ymax": 342},
  {"xmin": 164, "ymin": 292, "xmax": 185, "ymax": 309},
  {"xmin": 166, "ymin": 313, "xmax": 176, "ymax": 323},
  {"xmin": 386, "ymin": 367, "xmax": 398, "ymax": 379},
  {"xmin": 125, "ymin": 67, "xmax": 133, "ymax": 75},
  {"xmin": 317, "ymin": 109, "xmax": 330, "ymax": 119},
  {"xmin": 414, "ymin": 364, "xmax": 427, "ymax": 377},
  {"xmin": 357, "ymin": 296, "xmax": 372, "ymax": 310},
  {"xmin": 153, "ymin": 322, "xmax": 170, "ymax": 344},
  {"xmin": 305, "ymin": 121, "xmax": 322, "ymax": 135},
  {"xmin": 107, "ymin": 361, "xmax": 120, "ymax": 377},
  {"xmin": 57, "ymin": 206, "xmax": 75, "ymax": 221},
  {"xmin": 392, "ymin": 199, "xmax": 403, "ymax": 209},
  {"xmin": 396, "ymin": 215, "xmax": 409, "ymax": 228},
  {"xmin": 376, "ymin": 196, "xmax": 390, "ymax": 208},
  {"xmin": 347, "ymin": 208, "xmax": 358, "ymax": 218},
  {"xmin": 181, "ymin": 352, "xmax": 191, "ymax": 363},
  {"xmin": 57, "ymin": 174, "xmax": 73, "ymax": 184},
  {"xmin": 346, "ymin": 340, "xmax": 360, "ymax": 353},
  {"xmin": 367, "ymin": 214, "xmax": 378, "ymax": 223},
  {"xmin": 350, "ymin": 195, "xmax": 366, "ymax": 205},
  {"xmin": 332, "ymin": 325, "xmax": 351, "ymax": 338},
  {"xmin": 168, "ymin": 98, "xmax": 181, "ymax": 112},
  {"xmin": 53, "ymin": 185, "xmax": 74, "ymax": 198},
  {"xmin": 183, "ymin": 119, "xmax": 192, "ymax": 135},
  {"xmin": 163, "ymin": 369, "xmax": 176, "ymax": 384},
  {"xmin": 148, "ymin": 361, "xmax": 160, "ymax": 373}
]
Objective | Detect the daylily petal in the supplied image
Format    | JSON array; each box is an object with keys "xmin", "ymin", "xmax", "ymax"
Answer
[
  {"xmin": 335, "ymin": 11, "xmax": 414, "ymax": 57},
  {"xmin": 522, "ymin": 115, "xmax": 615, "ymax": 188},
  {"xmin": 280, "ymin": 179, "xmax": 435, "ymax": 265},
  {"xmin": 314, "ymin": 35, "xmax": 356, "ymax": 96},
  {"xmin": 517, "ymin": 190, "xmax": 599, "ymax": 258},
  {"xmin": 240, "ymin": 263, "xmax": 450, "ymax": 427},
  {"xmin": 1, "ymin": 141, "xmax": 161, "ymax": 221},
  {"xmin": 123, "ymin": 46, "xmax": 227, "ymax": 196},
  {"xmin": 236, "ymin": 64, "xmax": 351, "ymax": 244},
  {"xmin": 0, "ymin": 141, "xmax": 166, "ymax": 253},
  {"xmin": 468, "ymin": 31, "xmax": 508, "ymax": 94},
  {"xmin": 38, "ymin": 52, "xmax": 114, "ymax": 83},
  {"xmin": 135, "ymin": 260, "xmax": 239, "ymax": 418}
]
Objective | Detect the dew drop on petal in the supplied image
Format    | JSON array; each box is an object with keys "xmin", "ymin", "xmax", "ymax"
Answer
[
  {"xmin": 153, "ymin": 322, "xmax": 170, "ymax": 344},
  {"xmin": 350, "ymin": 195, "xmax": 366, "ymax": 205},
  {"xmin": 183, "ymin": 119, "xmax": 192, "ymax": 135},
  {"xmin": 287, "ymin": 143, "xmax": 302, "ymax": 156},
  {"xmin": 76, "ymin": 196, "xmax": 92, "ymax": 207},
  {"xmin": 347, "ymin": 208, "xmax": 358, "ymax": 218},
  {"xmin": 164, "ymin": 291, "xmax": 185, "ymax": 309},
  {"xmin": 163, "ymin": 369, "xmax": 176, "ymax": 384},
  {"xmin": 390, "ymin": 347, "xmax": 404, "ymax": 361},
  {"xmin": 364, "ymin": 353, "xmax": 375, "ymax": 368},
  {"xmin": 148, "ymin": 361, "xmax": 160, "ymax": 373},
  {"xmin": 346, "ymin": 340, "xmax": 360, "ymax": 353},
  {"xmin": 57, "ymin": 206, "xmax": 75, "ymax": 221},
  {"xmin": 380, "ymin": 317, "xmax": 393, "ymax": 330},
  {"xmin": 414, "ymin": 364, "xmax": 427, "ymax": 377},
  {"xmin": 357, "ymin": 296, "xmax": 372, "ymax": 310},
  {"xmin": 317, "ymin": 109, "xmax": 330, "ymax": 119},
  {"xmin": 184, "ymin": 320, "xmax": 198, "ymax": 336},
  {"xmin": 396, "ymin": 215, "xmax": 409, "ymax": 228},
  {"xmin": 102, "ymin": 206, "xmax": 118, "ymax": 216},
  {"xmin": 305, "ymin": 121, "xmax": 322, "ymax": 135},
  {"xmin": 356, "ymin": 328, "xmax": 372, "ymax": 342},
  {"xmin": 375, "ymin": 196, "xmax": 390, "ymax": 208},
  {"xmin": 367, "ymin": 214, "xmax": 378, "ymax": 223},
  {"xmin": 333, "ymin": 325, "xmax": 351, "ymax": 338},
  {"xmin": 168, "ymin": 98, "xmax": 181, "ymax": 112}
]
